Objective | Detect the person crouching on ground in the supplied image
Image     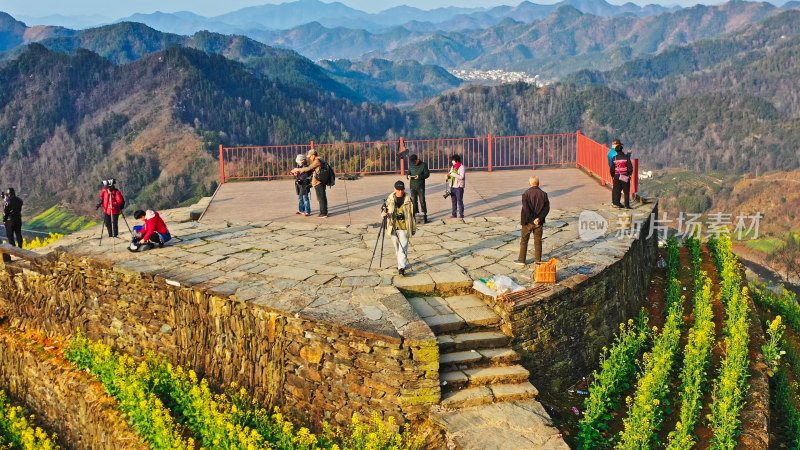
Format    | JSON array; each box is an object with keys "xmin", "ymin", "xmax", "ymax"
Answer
[
  {"xmin": 294, "ymin": 154, "xmax": 312, "ymax": 216},
  {"xmin": 382, "ymin": 180, "xmax": 417, "ymax": 276},
  {"xmin": 610, "ymin": 142, "xmax": 633, "ymax": 209},
  {"xmin": 517, "ymin": 176, "xmax": 550, "ymax": 265},
  {"xmin": 129, "ymin": 209, "xmax": 171, "ymax": 252}
]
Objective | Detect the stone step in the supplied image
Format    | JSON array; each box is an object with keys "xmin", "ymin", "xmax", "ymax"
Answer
[
  {"xmin": 422, "ymin": 313, "xmax": 465, "ymax": 334},
  {"xmin": 439, "ymin": 348, "xmax": 520, "ymax": 370},
  {"xmin": 440, "ymin": 382, "xmax": 539, "ymax": 408},
  {"xmin": 437, "ymin": 331, "xmax": 510, "ymax": 352},
  {"xmin": 463, "ymin": 364, "xmax": 530, "ymax": 387},
  {"xmin": 440, "ymin": 364, "xmax": 530, "ymax": 390}
]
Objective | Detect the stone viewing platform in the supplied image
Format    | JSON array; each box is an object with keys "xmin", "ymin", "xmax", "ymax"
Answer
[{"xmin": 11, "ymin": 168, "xmax": 657, "ymax": 449}]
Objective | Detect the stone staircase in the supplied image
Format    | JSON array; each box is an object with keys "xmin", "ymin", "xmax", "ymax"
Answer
[{"xmin": 408, "ymin": 294, "xmax": 538, "ymax": 409}]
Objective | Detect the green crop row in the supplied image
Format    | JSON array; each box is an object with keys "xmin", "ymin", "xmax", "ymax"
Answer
[
  {"xmin": 772, "ymin": 365, "xmax": 800, "ymax": 448},
  {"xmin": 617, "ymin": 239, "xmax": 684, "ymax": 449},
  {"xmin": 576, "ymin": 312, "xmax": 650, "ymax": 449},
  {"xmin": 707, "ymin": 235, "xmax": 751, "ymax": 449},
  {"xmin": 666, "ymin": 275, "xmax": 716, "ymax": 450},
  {"xmin": 0, "ymin": 390, "xmax": 58, "ymax": 450},
  {"xmin": 65, "ymin": 331, "xmax": 421, "ymax": 450}
]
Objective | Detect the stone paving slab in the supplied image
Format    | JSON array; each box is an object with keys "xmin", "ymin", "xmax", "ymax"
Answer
[{"xmin": 432, "ymin": 400, "xmax": 568, "ymax": 450}]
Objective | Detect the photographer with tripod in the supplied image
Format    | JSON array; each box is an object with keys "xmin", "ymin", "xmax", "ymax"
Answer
[
  {"xmin": 381, "ymin": 181, "xmax": 417, "ymax": 276},
  {"xmin": 96, "ymin": 179, "xmax": 125, "ymax": 238}
]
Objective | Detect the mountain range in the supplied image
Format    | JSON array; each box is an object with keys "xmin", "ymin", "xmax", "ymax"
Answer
[
  {"xmin": 0, "ymin": 15, "xmax": 461, "ymax": 106},
  {"xmin": 16, "ymin": 0, "xmax": 676, "ymax": 34}
]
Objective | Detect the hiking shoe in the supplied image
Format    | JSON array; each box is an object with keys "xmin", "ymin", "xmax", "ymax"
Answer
[
  {"xmin": 612, "ymin": 203, "xmax": 624, "ymax": 208},
  {"xmin": 296, "ymin": 211, "xmax": 302, "ymax": 215},
  {"xmin": 319, "ymin": 214, "xmax": 328, "ymax": 218},
  {"xmin": 515, "ymin": 260, "xmax": 526, "ymax": 266},
  {"xmin": 304, "ymin": 212, "xmax": 310, "ymax": 216},
  {"xmin": 398, "ymin": 268, "xmax": 406, "ymax": 276}
]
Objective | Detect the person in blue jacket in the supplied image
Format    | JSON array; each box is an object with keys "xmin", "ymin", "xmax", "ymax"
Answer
[{"xmin": 608, "ymin": 139, "xmax": 622, "ymax": 171}]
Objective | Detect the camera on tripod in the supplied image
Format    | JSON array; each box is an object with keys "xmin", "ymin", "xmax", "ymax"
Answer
[{"xmin": 102, "ymin": 178, "xmax": 116, "ymax": 187}]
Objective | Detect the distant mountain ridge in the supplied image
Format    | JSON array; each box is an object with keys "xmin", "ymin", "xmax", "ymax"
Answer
[
  {"xmin": 114, "ymin": 0, "xmax": 675, "ymax": 35},
  {"xmin": 373, "ymin": 1, "xmax": 780, "ymax": 77}
]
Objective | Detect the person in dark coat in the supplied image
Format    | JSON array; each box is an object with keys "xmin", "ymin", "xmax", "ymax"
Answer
[
  {"xmin": 96, "ymin": 180, "xmax": 125, "ymax": 237},
  {"xmin": 610, "ymin": 142, "xmax": 634, "ymax": 209},
  {"xmin": 517, "ymin": 176, "xmax": 550, "ymax": 265},
  {"xmin": 294, "ymin": 154, "xmax": 312, "ymax": 216},
  {"xmin": 2, "ymin": 187, "xmax": 23, "ymax": 248},
  {"xmin": 405, "ymin": 154, "xmax": 430, "ymax": 223}
]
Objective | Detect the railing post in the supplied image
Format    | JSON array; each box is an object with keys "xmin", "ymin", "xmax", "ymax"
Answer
[
  {"xmin": 575, "ymin": 131, "xmax": 581, "ymax": 169},
  {"xmin": 399, "ymin": 137, "xmax": 405, "ymax": 175},
  {"xmin": 632, "ymin": 158, "xmax": 639, "ymax": 195},
  {"xmin": 219, "ymin": 145, "xmax": 225, "ymax": 184},
  {"xmin": 487, "ymin": 134, "xmax": 493, "ymax": 172}
]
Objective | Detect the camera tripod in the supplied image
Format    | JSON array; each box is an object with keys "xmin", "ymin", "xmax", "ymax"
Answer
[{"xmin": 368, "ymin": 202, "xmax": 408, "ymax": 272}]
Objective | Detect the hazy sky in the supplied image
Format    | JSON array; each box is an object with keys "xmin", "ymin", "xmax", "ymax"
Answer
[{"xmin": 4, "ymin": 0, "xmax": 737, "ymax": 19}]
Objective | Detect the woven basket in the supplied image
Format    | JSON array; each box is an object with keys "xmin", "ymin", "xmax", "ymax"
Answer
[{"xmin": 534, "ymin": 259, "xmax": 557, "ymax": 283}]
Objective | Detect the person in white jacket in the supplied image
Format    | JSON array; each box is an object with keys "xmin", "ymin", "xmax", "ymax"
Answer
[{"xmin": 447, "ymin": 154, "xmax": 466, "ymax": 218}]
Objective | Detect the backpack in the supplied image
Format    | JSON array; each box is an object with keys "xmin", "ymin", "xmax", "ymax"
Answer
[{"xmin": 316, "ymin": 159, "xmax": 336, "ymax": 187}]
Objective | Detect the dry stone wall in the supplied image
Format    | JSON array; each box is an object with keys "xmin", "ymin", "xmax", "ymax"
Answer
[
  {"xmin": 0, "ymin": 330, "xmax": 146, "ymax": 449},
  {"xmin": 0, "ymin": 254, "xmax": 439, "ymax": 428},
  {"xmin": 486, "ymin": 202, "xmax": 660, "ymax": 392}
]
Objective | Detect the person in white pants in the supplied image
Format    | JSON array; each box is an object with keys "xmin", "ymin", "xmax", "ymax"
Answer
[{"xmin": 382, "ymin": 180, "xmax": 417, "ymax": 276}]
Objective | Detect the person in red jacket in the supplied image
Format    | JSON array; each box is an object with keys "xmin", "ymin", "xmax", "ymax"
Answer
[
  {"xmin": 129, "ymin": 209, "xmax": 171, "ymax": 252},
  {"xmin": 96, "ymin": 179, "xmax": 125, "ymax": 237}
]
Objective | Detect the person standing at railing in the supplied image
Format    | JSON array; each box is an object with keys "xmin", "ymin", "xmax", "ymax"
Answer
[
  {"xmin": 294, "ymin": 154, "xmax": 312, "ymax": 217},
  {"xmin": 447, "ymin": 154, "xmax": 466, "ymax": 219},
  {"xmin": 608, "ymin": 139, "xmax": 622, "ymax": 172},
  {"xmin": 406, "ymin": 154, "xmax": 430, "ymax": 223},
  {"xmin": 291, "ymin": 149, "xmax": 328, "ymax": 218},
  {"xmin": 610, "ymin": 143, "xmax": 633, "ymax": 209}
]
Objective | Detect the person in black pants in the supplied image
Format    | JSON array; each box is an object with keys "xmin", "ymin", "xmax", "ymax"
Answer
[
  {"xmin": 406, "ymin": 154, "xmax": 430, "ymax": 223},
  {"xmin": 2, "ymin": 187, "xmax": 23, "ymax": 248},
  {"xmin": 517, "ymin": 176, "xmax": 549, "ymax": 265},
  {"xmin": 610, "ymin": 144, "xmax": 633, "ymax": 209}
]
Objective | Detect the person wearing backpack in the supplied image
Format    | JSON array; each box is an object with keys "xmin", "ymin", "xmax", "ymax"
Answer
[
  {"xmin": 610, "ymin": 142, "xmax": 633, "ymax": 209},
  {"xmin": 291, "ymin": 149, "xmax": 329, "ymax": 218}
]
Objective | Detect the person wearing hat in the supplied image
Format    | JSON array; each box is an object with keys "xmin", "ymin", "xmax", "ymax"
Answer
[
  {"xmin": 291, "ymin": 149, "xmax": 328, "ymax": 218},
  {"xmin": 2, "ymin": 187, "xmax": 23, "ymax": 248},
  {"xmin": 405, "ymin": 154, "xmax": 430, "ymax": 223},
  {"xmin": 382, "ymin": 180, "xmax": 417, "ymax": 275},
  {"xmin": 294, "ymin": 154, "xmax": 312, "ymax": 216},
  {"xmin": 610, "ymin": 142, "xmax": 633, "ymax": 209}
]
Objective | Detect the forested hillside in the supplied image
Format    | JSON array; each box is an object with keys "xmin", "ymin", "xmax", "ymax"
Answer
[
  {"xmin": 411, "ymin": 81, "xmax": 799, "ymax": 174},
  {"xmin": 0, "ymin": 44, "xmax": 407, "ymax": 218}
]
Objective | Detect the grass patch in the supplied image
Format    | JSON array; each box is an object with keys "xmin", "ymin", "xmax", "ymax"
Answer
[
  {"xmin": 746, "ymin": 238, "xmax": 783, "ymax": 254},
  {"xmin": 27, "ymin": 206, "xmax": 97, "ymax": 234}
]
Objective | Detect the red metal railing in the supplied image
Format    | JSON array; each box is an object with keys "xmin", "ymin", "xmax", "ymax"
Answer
[
  {"xmin": 219, "ymin": 132, "xmax": 637, "ymax": 193},
  {"xmin": 575, "ymin": 131, "xmax": 639, "ymax": 194}
]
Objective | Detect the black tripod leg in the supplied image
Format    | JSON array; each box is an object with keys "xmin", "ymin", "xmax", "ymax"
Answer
[
  {"xmin": 379, "ymin": 218, "xmax": 387, "ymax": 269},
  {"xmin": 98, "ymin": 213, "xmax": 105, "ymax": 246},
  {"xmin": 120, "ymin": 212, "xmax": 133, "ymax": 235},
  {"xmin": 368, "ymin": 217, "xmax": 386, "ymax": 272}
]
